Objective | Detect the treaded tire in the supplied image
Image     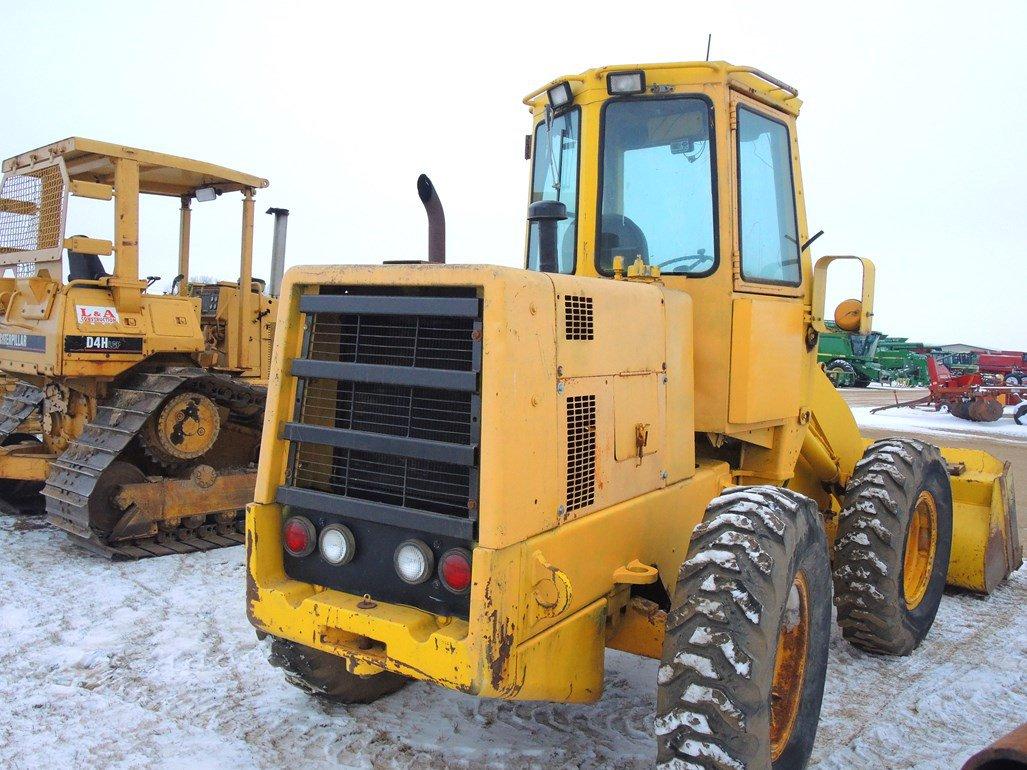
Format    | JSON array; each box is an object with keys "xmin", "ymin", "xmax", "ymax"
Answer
[
  {"xmin": 269, "ymin": 637, "xmax": 409, "ymax": 704},
  {"xmin": 825, "ymin": 359, "xmax": 856, "ymax": 388},
  {"xmin": 833, "ymin": 438, "xmax": 953, "ymax": 656},
  {"xmin": 656, "ymin": 485, "xmax": 832, "ymax": 769}
]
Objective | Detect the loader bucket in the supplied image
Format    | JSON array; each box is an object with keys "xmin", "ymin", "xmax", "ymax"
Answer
[{"xmin": 941, "ymin": 447, "xmax": 1022, "ymax": 593}]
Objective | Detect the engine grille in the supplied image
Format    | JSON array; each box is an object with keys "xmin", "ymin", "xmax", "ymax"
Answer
[
  {"xmin": 278, "ymin": 287, "xmax": 482, "ymax": 541},
  {"xmin": 307, "ymin": 313, "xmax": 475, "ymax": 371},
  {"xmin": 563, "ymin": 295, "xmax": 594, "ymax": 340},
  {"xmin": 566, "ymin": 394, "xmax": 596, "ymax": 512}
]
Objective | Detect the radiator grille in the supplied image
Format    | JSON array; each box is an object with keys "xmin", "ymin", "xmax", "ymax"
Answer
[
  {"xmin": 283, "ymin": 288, "xmax": 482, "ymax": 533},
  {"xmin": 299, "ymin": 379, "xmax": 474, "ymax": 445},
  {"xmin": 307, "ymin": 313, "xmax": 475, "ymax": 370},
  {"xmin": 292, "ymin": 444, "xmax": 472, "ymax": 517},
  {"xmin": 566, "ymin": 395, "xmax": 596, "ymax": 512},
  {"xmin": 563, "ymin": 295, "xmax": 594, "ymax": 341}
]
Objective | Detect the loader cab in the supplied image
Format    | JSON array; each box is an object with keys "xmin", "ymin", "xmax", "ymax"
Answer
[
  {"xmin": 524, "ymin": 63, "xmax": 874, "ymax": 443},
  {"xmin": 0, "ymin": 138, "xmax": 280, "ymax": 381}
]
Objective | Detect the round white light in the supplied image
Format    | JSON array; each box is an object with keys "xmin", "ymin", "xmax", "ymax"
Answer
[
  {"xmin": 319, "ymin": 524, "xmax": 355, "ymax": 566},
  {"xmin": 394, "ymin": 540, "xmax": 433, "ymax": 584}
]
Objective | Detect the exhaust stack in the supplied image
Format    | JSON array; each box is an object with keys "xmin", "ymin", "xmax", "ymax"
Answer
[
  {"xmin": 417, "ymin": 174, "xmax": 445, "ymax": 264},
  {"xmin": 527, "ymin": 200, "xmax": 567, "ymax": 273},
  {"xmin": 266, "ymin": 207, "xmax": 290, "ymax": 296}
]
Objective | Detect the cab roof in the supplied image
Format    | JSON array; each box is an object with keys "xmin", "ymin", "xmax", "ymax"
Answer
[
  {"xmin": 523, "ymin": 60, "xmax": 802, "ymax": 116},
  {"xmin": 1, "ymin": 137, "xmax": 268, "ymax": 196}
]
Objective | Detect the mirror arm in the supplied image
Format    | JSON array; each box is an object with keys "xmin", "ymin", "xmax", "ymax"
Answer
[{"xmin": 800, "ymin": 229, "xmax": 825, "ymax": 253}]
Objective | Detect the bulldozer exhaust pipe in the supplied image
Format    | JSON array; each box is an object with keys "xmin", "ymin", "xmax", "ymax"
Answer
[
  {"xmin": 417, "ymin": 174, "xmax": 445, "ymax": 264},
  {"xmin": 266, "ymin": 207, "xmax": 289, "ymax": 296}
]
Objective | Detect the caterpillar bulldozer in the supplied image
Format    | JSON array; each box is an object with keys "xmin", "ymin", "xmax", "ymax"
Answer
[
  {"xmin": 246, "ymin": 62, "xmax": 1021, "ymax": 768},
  {"xmin": 0, "ymin": 138, "xmax": 286, "ymax": 558}
]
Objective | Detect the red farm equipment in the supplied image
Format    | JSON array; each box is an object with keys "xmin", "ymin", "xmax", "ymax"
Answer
[
  {"xmin": 872, "ymin": 356, "xmax": 1024, "ymax": 423},
  {"xmin": 977, "ymin": 351, "xmax": 1027, "ymax": 386}
]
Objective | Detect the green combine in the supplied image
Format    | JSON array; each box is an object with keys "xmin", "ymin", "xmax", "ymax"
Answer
[{"xmin": 818, "ymin": 327, "xmax": 930, "ymax": 387}]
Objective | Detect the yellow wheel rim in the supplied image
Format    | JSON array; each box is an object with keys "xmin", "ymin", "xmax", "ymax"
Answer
[
  {"xmin": 770, "ymin": 572, "xmax": 810, "ymax": 761},
  {"xmin": 903, "ymin": 491, "xmax": 938, "ymax": 610}
]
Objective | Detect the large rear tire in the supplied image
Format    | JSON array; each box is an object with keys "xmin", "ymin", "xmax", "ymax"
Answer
[
  {"xmin": 269, "ymin": 636, "xmax": 409, "ymax": 704},
  {"xmin": 656, "ymin": 486, "xmax": 832, "ymax": 769},
  {"xmin": 832, "ymin": 439, "xmax": 953, "ymax": 655},
  {"xmin": 825, "ymin": 359, "xmax": 856, "ymax": 388}
]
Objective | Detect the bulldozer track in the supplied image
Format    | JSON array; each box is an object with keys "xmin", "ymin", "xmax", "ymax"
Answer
[
  {"xmin": 0, "ymin": 382, "xmax": 44, "ymax": 443},
  {"xmin": 43, "ymin": 367, "xmax": 263, "ymax": 560}
]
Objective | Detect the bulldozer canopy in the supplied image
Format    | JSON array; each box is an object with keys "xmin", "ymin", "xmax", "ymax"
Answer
[{"xmin": 2, "ymin": 137, "xmax": 268, "ymax": 197}]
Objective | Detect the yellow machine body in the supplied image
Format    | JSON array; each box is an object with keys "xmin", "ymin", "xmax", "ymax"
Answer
[
  {"xmin": 247, "ymin": 62, "xmax": 1019, "ymax": 700},
  {"xmin": 0, "ymin": 138, "xmax": 277, "ymax": 556}
]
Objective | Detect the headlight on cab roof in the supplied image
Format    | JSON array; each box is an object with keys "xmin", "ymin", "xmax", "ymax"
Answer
[{"xmin": 607, "ymin": 70, "xmax": 646, "ymax": 95}]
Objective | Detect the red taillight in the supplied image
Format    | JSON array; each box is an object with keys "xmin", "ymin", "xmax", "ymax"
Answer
[
  {"xmin": 439, "ymin": 548, "xmax": 472, "ymax": 594},
  {"xmin": 283, "ymin": 516, "xmax": 315, "ymax": 557}
]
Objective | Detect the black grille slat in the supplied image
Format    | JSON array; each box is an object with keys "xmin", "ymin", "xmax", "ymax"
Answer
[
  {"xmin": 283, "ymin": 423, "xmax": 475, "ymax": 466},
  {"xmin": 291, "ymin": 358, "xmax": 476, "ymax": 391},
  {"xmin": 285, "ymin": 288, "xmax": 481, "ymax": 527}
]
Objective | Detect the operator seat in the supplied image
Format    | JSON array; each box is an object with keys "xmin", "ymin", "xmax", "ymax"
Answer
[
  {"xmin": 596, "ymin": 214, "xmax": 648, "ymax": 273},
  {"xmin": 67, "ymin": 237, "xmax": 110, "ymax": 282}
]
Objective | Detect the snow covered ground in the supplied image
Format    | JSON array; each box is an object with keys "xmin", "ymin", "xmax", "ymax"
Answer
[
  {"xmin": 1, "ymin": 401, "xmax": 1025, "ymax": 768},
  {"xmin": 1, "ymin": 518, "xmax": 1023, "ymax": 769},
  {"xmin": 851, "ymin": 404, "xmax": 1026, "ymax": 445}
]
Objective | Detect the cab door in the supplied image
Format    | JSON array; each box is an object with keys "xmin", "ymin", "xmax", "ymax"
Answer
[{"xmin": 726, "ymin": 92, "xmax": 811, "ymax": 427}]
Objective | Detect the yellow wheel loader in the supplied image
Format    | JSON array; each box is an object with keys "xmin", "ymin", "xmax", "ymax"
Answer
[
  {"xmin": 246, "ymin": 62, "xmax": 1021, "ymax": 767},
  {"xmin": 0, "ymin": 138, "xmax": 287, "ymax": 558}
]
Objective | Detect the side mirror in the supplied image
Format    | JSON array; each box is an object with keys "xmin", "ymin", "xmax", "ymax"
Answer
[{"xmin": 811, "ymin": 255, "xmax": 875, "ymax": 335}]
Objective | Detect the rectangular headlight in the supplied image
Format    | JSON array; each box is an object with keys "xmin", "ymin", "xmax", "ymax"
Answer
[
  {"xmin": 547, "ymin": 82, "xmax": 573, "ymax": 110},
  {"xmin": 607, "ymin": 71, "xmax": 646, "ymax": 95}
]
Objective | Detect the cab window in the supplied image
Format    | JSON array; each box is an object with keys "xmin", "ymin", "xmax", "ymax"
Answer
[
  {"xmin": 596, "ymin": 97, "xmax": 717, "ymax": 275},
  {"xmin": 737, "ymin": 107, "xmax": 800, "ymax": 285},
  {"xmin": 526, "ymin": 108, "xmax": 580, "ymax": 273}
]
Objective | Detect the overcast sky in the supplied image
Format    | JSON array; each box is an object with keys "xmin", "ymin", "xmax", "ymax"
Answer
[{"xmin": 4, "ymin": 0, "xmax": 1024, "ymax": 349}]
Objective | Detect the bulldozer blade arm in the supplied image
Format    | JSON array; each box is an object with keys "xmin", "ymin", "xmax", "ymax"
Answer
[
  {"xmin": 110, "ymin": 466, "xmax": 257, "ymax": 541},
  {"xmin": 942, "ymin": 447, "xmax": 1022, "ymax": 593}
]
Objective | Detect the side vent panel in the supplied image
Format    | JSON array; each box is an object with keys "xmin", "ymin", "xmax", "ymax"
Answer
[
  {"xmin": 566, "ymin": 394, "xmax": 596, "ymax": 512},
  {"xmin": 563, "ymin": 295, "xmax": 594, "ymax": 340}
]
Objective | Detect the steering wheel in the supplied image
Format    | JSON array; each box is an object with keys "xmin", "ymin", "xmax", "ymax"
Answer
[{"xmin": 655, "ymin": 248, "xmax": 715, "ymax": 273}]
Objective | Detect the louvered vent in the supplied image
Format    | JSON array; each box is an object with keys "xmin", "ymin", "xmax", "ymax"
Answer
[
  {"xmin": 564, "ymin": 295, "xmax": 594, "ymax": 340},
  {"xmin": 566, "ymin": 394, "xmax": 596, "ymax": 512}
]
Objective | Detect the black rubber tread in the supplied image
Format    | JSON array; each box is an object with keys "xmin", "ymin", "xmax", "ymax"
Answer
[
  {"xmin": 824, "ymin": 359, "xmax": 856, "ymax": 388},
  {"xmin": 832, "ymin": 438, "xmax": 953, "ymax": 656},
  {"xmin": 269, "ymin": 637, "xmax": 408, "ymax": 704},
  {"xmin": 1015, "ymin": 404, "xmax": 1027, "ymax": 426},
  {"xmin": 656, "ymin": 485, "xmax": 832, "ymax": 770}
]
